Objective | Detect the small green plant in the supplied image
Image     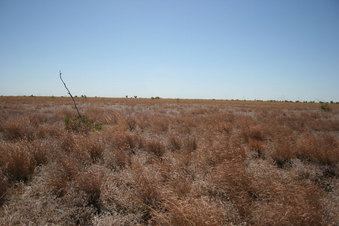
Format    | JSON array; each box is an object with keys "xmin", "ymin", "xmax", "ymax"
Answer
[
  {"xmin": 64, "ymin": 115, "xmax": 102, "ymax": 133},
  {"xmin": 320, "ymin": 103, "xmax": 331, "ymax": 112},
  {"xmin": 59, "ymin": 71, "xmax": 102, "ymax": 133}
]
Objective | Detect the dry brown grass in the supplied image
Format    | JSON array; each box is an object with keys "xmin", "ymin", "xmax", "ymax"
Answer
[
  {"xmin": 145, "ymin": 139, "xmax": 166, "ymax": 157},
  {"xmin": 154, "ymin": 197, "xmax": 226, "ymax": 226},
  {"xmin": 250, "ymin": 180, "xmax": 323, "ymax": 225},
  {"xmin": 168, "ymin": 133, "xmax": 182, "ymax": 151},
  {"xmin": 1, "ymin": 117, "xmax": 36, "ymax": 140},
  {"xmin": 0, "ymin": 141, "xmax": 35, "ymax": 182},
  {"xmin": 296, "ymin": 133, "xmax": 339, "ymax": 165},
  {"xmin": 0, "ymin": 96, "xmax": 338, "ymax": 225},
  {"xmin": 210, "ymin": 160, "xmax": 254, "ymax": 218},
  {"xmin": 0, "ymin": 170, "xmax": 8, "ymax": 204},
  {"xmin": 76, "ymin": 167, "xmax": 105, "ymax": 211},
  {"xmin": 46, "ymin": 155, "xmax": 80, "ymax": 197}
]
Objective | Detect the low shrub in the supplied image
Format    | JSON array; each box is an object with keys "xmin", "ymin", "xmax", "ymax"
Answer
[
  {"xmin": 64, "ymin": 115, "xmax": 102, "ymax": 133},
  {"xmin": 320, "ymin": 103, "xmax": 331, "ymax": 112}
]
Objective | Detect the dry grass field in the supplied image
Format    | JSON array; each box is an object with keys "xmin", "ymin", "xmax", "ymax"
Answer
[{"xmin": 0, "ymin": 96, "xmax": 338, "ymax": 225}]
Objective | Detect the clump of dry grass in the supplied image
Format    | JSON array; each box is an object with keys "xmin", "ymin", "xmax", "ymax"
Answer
[
  {"xmin": 60, "ymin": 132, "xmax": 77, "ymax": 153},
  {"xmin": 112, "ymin": 148, "xmax": 132, "ymax": 170},
  {"xmin": 145, "ymin": 139, "xmax": 165, "ymax": 157},
  {"xmin": 29, "ymin": 140, "xmax": 51, "ymax": 166},
  {"xmin": 271, "ymin": 137, "xmax": 296, "ymax": 168},
  {"xmin": 248, "ymin": 139, "xmax": 265, "ymax": 158},
  {"xmin": 296, "ymin": 133, "xmax": 338, "ymax": 165},
  {"xmin": 183, "ymin": 136, "xmax": 197, "ymax": 153},
  {"xmin": 1, "ymin": 117, "xmax": 36, "ymax": 140},
  {"xmin": 85, "ymin": 134, "xmax": 105, "ymax": 162},
  {"xmin": 46, "ymin": 156, "xmax": 80, "ymax": 197},
  {"xmin": 168, "ymin": 134, "xmax": 182, "ymax": 151},
  {"xmin": 210, "ymin": 160, "xmax": 254, "ymax": 217},
  {"xmin": 241, "ymin": 125, "xmax": 265, "ymax": 143},
  {"xmin": 248, "ymin": 125, "xmax": 265, "ymax": 141},
  {"xmin": 125, "ymin": 116, "xmax": 137, "ymax": 131},
  {"xmin": 105, "ymin": 130, "xmax": 144, "ymax": 153},
  {"xmin": 76, "ymin": 167, "xmax": 105, "ymax": 211},
  {"xmin": 0, "ymin": 141, "xmax": 35, "ymax": 183},
  {"xmin": 251, "ymin": 181, "xmax": 323, "ymax": 225},
  {"xmin": 118, "ymin": 160, "xmax": 167, "ymax": 223}
]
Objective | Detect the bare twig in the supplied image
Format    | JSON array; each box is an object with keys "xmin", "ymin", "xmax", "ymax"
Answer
[{"xmin": 59, "ymin": 70, "xmax": 82, "ymax": 118}]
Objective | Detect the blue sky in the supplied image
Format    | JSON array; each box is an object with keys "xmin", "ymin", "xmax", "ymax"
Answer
[{"xmin": 1, "ymin": 0, "xmax": 338, "ymax": 101}]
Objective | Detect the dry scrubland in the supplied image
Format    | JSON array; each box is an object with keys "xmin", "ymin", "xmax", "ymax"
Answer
[{"xmin": 0, "ymin": 96, "xmax": 338, "ymax": 225}]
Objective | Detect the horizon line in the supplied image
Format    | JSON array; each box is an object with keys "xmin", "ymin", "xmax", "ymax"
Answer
[{"xmin": 0, "ymin": 95, "xmax": 338, "ymax": 104}]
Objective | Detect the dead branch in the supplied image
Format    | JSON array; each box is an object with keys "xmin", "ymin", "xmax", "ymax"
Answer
[{"xmin": 59, "ymin": 70, "xmax": 81, "ymax": 118}]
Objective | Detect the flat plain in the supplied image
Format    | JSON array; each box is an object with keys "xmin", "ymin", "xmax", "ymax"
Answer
[{"xmin": 0, "ymin": 96, "xmax": 338, "ymax": 225}]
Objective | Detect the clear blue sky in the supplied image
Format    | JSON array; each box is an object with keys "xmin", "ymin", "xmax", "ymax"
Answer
[{"xmin": 1, "ymin": 0, "xmax": 338, "ymax": 101}]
